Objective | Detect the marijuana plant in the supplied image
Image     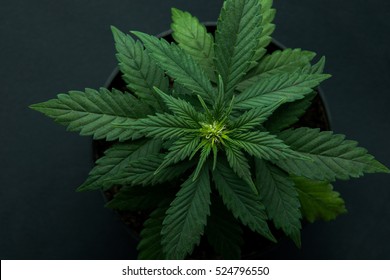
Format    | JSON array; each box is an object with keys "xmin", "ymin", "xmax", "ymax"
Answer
[{"xmin": 30, "ymin": 0, "xmax": 388, "ymax": 259}]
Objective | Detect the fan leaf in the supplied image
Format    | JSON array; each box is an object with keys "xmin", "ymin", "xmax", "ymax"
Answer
[
  {"xmin": 161, "ymin": 165, "xmax": 211, "ymax": 259},
  {"xmin": 213, "ymin": 159, "xmax": 275, "ymax": 242},
  {"xmin": 77, "ymin": 139, "xmax": 162, "ymax": 191},
  {"xmin": 171, "ymin": 8, "xmax": 216, "ymax": 81},
  {"xmin": 111, "ymin": 26, "xmax": 168, "ymax": 111},
  {"xmin": 30, "ymin": 88, "xmax": 152, "ymax": 141},
  {"xmin": 276, "ymin": 128, "xmax": 390, "ymax": 181},
  {"xmin": 234, "ymin": 71, "xmax": 330, "ymax": 110},
  {"xmin": 256, "ymin": 159, "xmax": 302, "ymax": 247},
  {"xmin": 293, "ymin": 177, "xmax": 347, "ymax": 222},
  {"xmin": 215, "ymin": 0, "xmax": 263, "ymax": 96},
  {"xmin": 133, "ymin": 31, "xmax": 215, "ymax": 101}
]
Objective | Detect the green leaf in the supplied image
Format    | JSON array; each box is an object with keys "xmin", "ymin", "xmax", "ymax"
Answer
[
  {"xmin": 107, "ymin": 154, "xmax": 194, "ymax": 187},
  {"xmin": 224, "ymin": 142, "xmax": 257, "ymax": 194},
  {"xmin": 292, "ymin": 177, "xmax": 347, "ymax": 223},
  {"xmin": 30, "ymin": 88, "xmax": 152, "ymax": 141},
  {"xmin": 132, "ymin": 113, "xmax": 197, "ymax": 140},
  {"xmin": 239, "ymin": 48, "xmax": 316, "ymax": 91},
  {"xmin": 255, "ymin": 159, "xmax": 302, "ymax": 247},
  {"xmin": 233, "ymin": 71, "xmax": 331, "ymax": 110},
  {"xmin": 161, "ymin": 165, "xmax": 211, "ymax": 259},
  {"xmin": 264, "ymin": 92, "xmax": 316, "ymax": 133},
  {"xmin": 153, "ymin": 87, "xmax": 203, "ymax": 126},
  {"xmin": 111, "ymin": 26, "xmax": 168, "ymax": 111},
  {"xmin": 77, "ymin": 139, "xmax": 161, "ymax": 191},
  {"xmin": 213, "ymin": 159, "xmax": 275, "ymax": 242},
  {"xmin": 215, "ymin": 0, "xmax": 263, "ymax": 96},
  {"xmin": 227, "ymin": 131, "xmax": 307, "ymax": 161},
  {"xmin": 250, "ymin": 0, "xmax": 276, "ymax": 65},
  {"xmin": 138, "ymin": 203, "xmax": 170, "ymax": 260},
  {"xmin": 193, "ymin": 142, "xmax": 212, "ymax": 181},
  {"xmin": 205, "ymin": 195, "xmax": 243, "ymax": 259},
  {"xmin": 105, "ymin": 184, "xmax": 175, "ymax": 211},
  {"xmin": 276, "ymin": 128, "xmax": 390, "ymax": 181},
  {"xmin": 229, "ymin": 99, "xmax": 284, "ymax": 132},
  {"xmin": 156, "ymin": 135, "xmax": 200, "ymax": 173},
  {"xmin": 133, "ymin": 31, "xmax": 215, "ymax": 101},
  {"xmin": 171, "ymin": 8, "xmax": 216, "ymax": 81}
]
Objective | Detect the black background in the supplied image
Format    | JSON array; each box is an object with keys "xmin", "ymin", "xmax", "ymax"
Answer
[{"xmin": 1, "ymin": 0, "xmax": 389, "ymax": 259}]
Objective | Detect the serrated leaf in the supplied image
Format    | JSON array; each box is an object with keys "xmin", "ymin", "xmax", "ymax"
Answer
[
  {"xmin": 234, "ymin": 71, "xmax": 330, "ymax": 110},
  {"xmin": 132, "ymin": 113, "xmax": 197, "ymax": 140},
  {"xmin": 224, "ymin": 142, "xmax": 257, "ymax": 194},
  {"xmin": 111, "ymin": 26, "xmax": 168, "ymax": 111},
  {"xmin": 171, "ymin": 8, "xmax": 216, "ymax": 81},
  {"xmin": 133, "ymin": 31, "xmax": 215, "ymax": 101},
  {"xmin": 154, "ymin": 87, "xmax": 203, "ymax": 126},
  {"xmin": 276, "ymin": 128, "xmax": 390, "ymax": 181},
  {"xmin": 227, "ymin": 131, "xmax": 307, "ymax": 161},
  {"xmin": 30, "ymin": 88, "xmax": 152, "ymax": 141},
  {"xmin": 161, "ymin": 165, "xmax": 211, "ymax": 259},
  {"xmin": 77, "ymin": 139, "xmax": 161, "ymax": 191},
  {"xmin": 138, "ymin": 204, "xmax": 170, "ymax": 260},
  {"xmin": 255, "ymin": 159, "xmax": 302, "ymax": 247},
  {"xmin": 205, "ymin": 195, "xmax": 243, "ymax": 259},
  {"xmin": 239, "ymin": 48, "xmax": 316, "ymax": 91},
  {"xmin": 105, "ymin": 184, "xmax": 175, "ymax": 211},
  {"xmin": 250, "ymin": 0, "xmax": 276, "ymax": 65},
  {"xmin": 107, "ymin": 154, "xmax": 194, "ymax": 187},
  {"xmin": 292, "ymin": 177, "xmax": 347, "ymax": 223},
  {"xmin": 156, "ymin": 135, "xmax": 200, "ymax": 173},
  {"xmin": 213, "ymin": 159, "xmax": 275, "ymax": 242},
  {"xmin": 264, "ymin": 92, "xmax": 316, "ymax": 133},
  {"xmin": 215, "ymin": 0, "xmax": 263, "ymax": 96},
  {"xmin": 229, "ymin": 99, "xmax": 284, "ymax": 132}
]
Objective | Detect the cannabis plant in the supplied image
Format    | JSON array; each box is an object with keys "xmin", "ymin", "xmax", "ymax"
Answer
[{"xmin": 30, "ymin": 0, "xmax": 388, "ymax": 259}]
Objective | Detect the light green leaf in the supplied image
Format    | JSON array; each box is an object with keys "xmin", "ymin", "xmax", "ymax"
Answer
[
  {"xmin": 215, "ymin": 0, "xmax": 263, "ymax": 96},
  {"xmin": 138, "ymin": 203, "xmax": 170, "ymax": 260},
  {"xmin": 111, "ymin": 26, "xmax": 168, "ymax": 111},
  {"xmin": 133, "ymin": 31, "xmax": 215, "ymax": 101},
  {"xmin": 171, "ymin": 8, "xmax": 216, "ymax": 81},
  {"xmin": 77, "ymin": 139, "xmax": 161, "ymax": 191},
  {"xmin": 276, "ymin": 128, "xmax": 390, "ymax": 181},
  {"xmin": 293, "ymin": 177, "xmax": 347, "ymax": 222},
  {"xmin": 162, "ymin": 165, "xmax": 211, "ymax": 259},
  {"xmin": 256, "ymin": 159, "xmax": 302, "ymax": 247},
  {"xmin": 30, "ymin": 88, "xmax": 151, "ymax": 141},
  {"xmin": 239, "ymin": 48, "xmax": 316, "ymax": 91},
  {"xmin": 205, "ymin": 195, "xmax": 243, "ymax": 259},
  {"xmin": 234, "ymin": 71, "xmax": 330, "ymax": 110},
  {"xmin": 213, "ymin": 159, "xmax": 275, "ymax": 242}
]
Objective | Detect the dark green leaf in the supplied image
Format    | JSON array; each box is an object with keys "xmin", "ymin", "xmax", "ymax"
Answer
[
  {"xmin": 213, "ymin": 159, "xmax": 275, "ymax": 242},
  {"xmin": 256, "ymin": 159, "xmax": 301, "ymax": 247},
  {"xmin": 30, "ymin": 88, "xmax": 151, "ymax": 141},
  {"xmin": 111, "ymin": 26, "xmax": 168, "ymax": 111},
  {"xmin": 215, "ymin": 0, "xmax": 263, "ymax": 96},
  {"xmin": 276, "ymin": 128, "xmax": 390, "ymax": 181},
  {"xmin": 161, "ymin": 165, "xmax": 211, "ymax": 259}
]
